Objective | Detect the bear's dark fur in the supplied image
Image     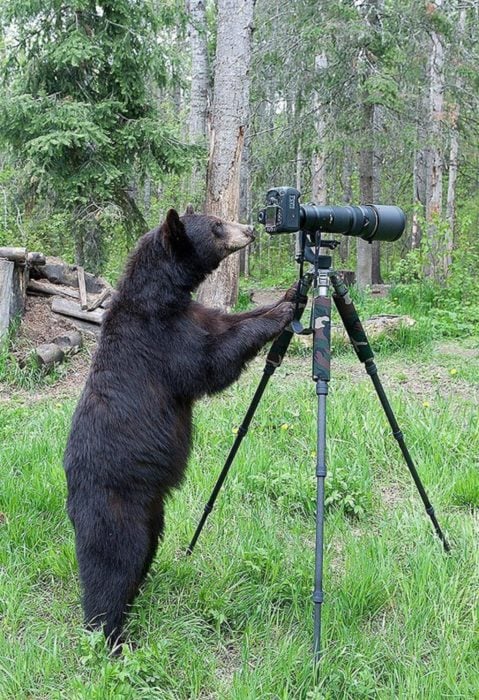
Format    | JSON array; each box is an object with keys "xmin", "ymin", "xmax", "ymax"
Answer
[{"xmin": 64, "ymin": 208, "xmax": 295, "ymax": 648}]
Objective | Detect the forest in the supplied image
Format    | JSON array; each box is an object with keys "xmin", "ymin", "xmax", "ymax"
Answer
[
  {"xmin": 1, "ymin": 0, "xmax": 479, "ymax": 312},
  {"xmin": 0, "ymin": 1, "xmax": 478, "ymax": 699}
]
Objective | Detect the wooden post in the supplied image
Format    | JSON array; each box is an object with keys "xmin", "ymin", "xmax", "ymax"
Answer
[
  {"xmin": 77, "ymin": 266, "xmax": 88, "ymax": 309},
  {"xmin": 0, "ymin": 259, "xmax": 14, "ymax": 339},
  {"xmin": 11, "ymin": 264, "xmax": 27, "ymax": 318}
]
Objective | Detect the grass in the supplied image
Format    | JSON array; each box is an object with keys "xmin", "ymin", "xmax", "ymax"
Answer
[{"xmin": 0, "ymin": 339, "xmax": 478, "ymax": 698}]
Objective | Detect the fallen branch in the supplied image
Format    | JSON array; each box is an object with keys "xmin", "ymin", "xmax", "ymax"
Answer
[{"xmin": 87, "ymin": 287, "xmax": 112, "ymax": 311}]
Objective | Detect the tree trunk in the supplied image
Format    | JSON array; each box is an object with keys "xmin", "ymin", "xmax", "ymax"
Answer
[
  {"xmin": 196, "ymin": 0, "xmax": 254, "ymax": 311},
  {"xmin": 357, "ymin": 102, "xmax": 374, "ymax": 288},
  {"xmin": 311, "ymin": 53, "xmax": 328, "ymax": 206},
  {"xmin": 371, "ymin": 105, "xmax": 382, "ymax": 284},
  {"xmin": 239, "ymin": 136, "xmax": 251, "ymax": 277},
  {"xmin": 444, "ymin": 7, "xmax": 466, "ymax": 277},
  {"xmin": 187, "ymin": 0, "xmax": 209, "ymax": 206},
  {"xmin": 339, "ymin": 146, "xmax": 353, "ymax": 264},
  {"xmin": 355, "ymin": 0, "xmax": 383, "ymax": 289},
  {"xmin": 425, "ymin": 0, "xmax": 445, "ymax": 280}
]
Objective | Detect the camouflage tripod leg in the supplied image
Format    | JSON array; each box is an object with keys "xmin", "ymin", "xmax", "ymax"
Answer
[
  {"xmin": 330, "ymin": 272, "xmax": 450, "ymax": 553},
  {"xmin": 311, "ymin": 271, "xmax": 332, "ymax": 664}
]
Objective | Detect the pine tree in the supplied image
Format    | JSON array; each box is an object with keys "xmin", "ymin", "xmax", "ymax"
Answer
[{"xmin": 0, "ymin": 0, "xmax": 192, "ymax": 272}]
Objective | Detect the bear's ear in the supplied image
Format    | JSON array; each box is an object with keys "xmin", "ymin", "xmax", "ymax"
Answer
[
  {"xmin": 185, "ymin": 204, "xmax": 195, "ymax": 215},
  {"xmin": 162, "ymin": 208, "xmax": 192, "ymax": 256}
]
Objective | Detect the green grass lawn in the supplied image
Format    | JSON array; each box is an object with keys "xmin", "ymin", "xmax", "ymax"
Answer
[{"xmin": 1, "ymin": 340, "xmax": 478, "ymax": 699}]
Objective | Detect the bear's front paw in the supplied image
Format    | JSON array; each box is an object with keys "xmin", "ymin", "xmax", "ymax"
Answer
[
  {"xmin": 282, "ymin": 282, "xmax": 300, "ymax": 303},
  {"xmin": 265, "ymin": 301, "xmax": 295, "ymax": 329}
]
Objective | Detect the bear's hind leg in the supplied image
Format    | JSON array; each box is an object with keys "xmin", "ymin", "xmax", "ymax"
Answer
[
  {"xmin": 76, "ymin": 515, "xmax": 151, "ymax": 650},
  {"xmin": 141, "ymin": 497, "xmax": 166, "ymax": 581}
]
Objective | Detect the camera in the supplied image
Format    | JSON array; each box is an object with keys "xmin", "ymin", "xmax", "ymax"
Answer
[{"xmin": 257, "ymin": 187, "xmax": 405, "ymax": 243}]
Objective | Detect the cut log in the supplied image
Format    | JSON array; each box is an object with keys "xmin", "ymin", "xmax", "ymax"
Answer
[
  {"xmin": 32, "ymin": 343, "xmax": 65, "ymax": 369},
  {"xmin": 77, "ymin": 266, "xmax": 88, "ymax": 309},
  {"xmin": 0, "ymin": 247, "xmax": 27, "ymax": 263},
  {"xmin": 87, "ymin": 287, "xmax": 112, "ymax": 311},
  {"xmin": 26, "ymin": 252, "xmax": 46, "ymax": 266},
  {"xmin": 0, "ymin": 259, "xmax": 14, "ymax": 339},
  {"xmin": 52, "ymin": 331, "xmax": 83, "ymax": 355},
  {"xmin": 32, "ymin": 260, "xmax": 104, "ymax": 293},
  {"xmin": 27, "ymin": 279, "xmax": 80, "ymax": 300},
  {"xmin": 68, "ymin": 318, "xmax": 102, "ymax": 339},
  {"xmin": 51, "ymin": 296, "xmax": 105, "ymax": 324}
]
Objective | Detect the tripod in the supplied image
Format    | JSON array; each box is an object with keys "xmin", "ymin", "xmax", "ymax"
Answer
[{"xmin": 186, "ymin": 233, "xmax": 450, "ymax": 665}]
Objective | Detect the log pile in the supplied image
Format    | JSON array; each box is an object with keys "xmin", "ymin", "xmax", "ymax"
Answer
[{"xmin": 0, "ymin": 247, "xmax": 113, "ymax": 370}]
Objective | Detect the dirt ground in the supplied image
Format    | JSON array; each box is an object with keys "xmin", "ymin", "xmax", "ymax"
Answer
[
  {"xmin": 1, "ymin": 295, "xmax": 96, "ymax": 402},
  {"xmin": 1, "ymin": 292, "xmax": 478, "ymax": 405}
]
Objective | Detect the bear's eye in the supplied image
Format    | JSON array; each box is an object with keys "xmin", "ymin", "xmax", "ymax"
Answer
[{"xmin": 212, "ymin": 222, "xmax": 224, "ymax": 238}]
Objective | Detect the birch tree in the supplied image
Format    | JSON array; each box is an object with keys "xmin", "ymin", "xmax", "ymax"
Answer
[{"xmin": 197, "ymin": 0, "xmax": 254, "ymax": 310}]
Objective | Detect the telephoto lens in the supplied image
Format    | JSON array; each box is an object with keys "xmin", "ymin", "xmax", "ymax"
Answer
[
  {"xmin": 258, "ymin": 187, "xmax": 406, "ymax": 242},
  {"xmin": 300, "ymin": 204, "xmax": 405, "ymax": 242}
]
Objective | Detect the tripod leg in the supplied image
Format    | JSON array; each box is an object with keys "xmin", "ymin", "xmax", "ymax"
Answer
[
  {"xmin": 312, "ymin": 272, "xmax": 331, "ymax": 664},
  {"xmin": 186, "ymin": 276, "xmax": 311, "ymax": 555},
  {"xmin": 330, "ymin": 273, "xmax": 450, "ymax": 553}
]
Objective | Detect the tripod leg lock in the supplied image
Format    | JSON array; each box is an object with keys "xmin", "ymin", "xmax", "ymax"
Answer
[
  {"xmin": 312, "ymin": 590, "xmax": 324, "ymax": 604},
  {"xmin": 392, "ymin": 429, "xmax": 403, "ymax": 441},
  {"xmin": 365, "ymin": 360, "xmax": 378, "ymax": 376},
  {"xmin": 316, "ymin": 381, "xmax": 329, "ymax": 396},
  {"xmin": 316, "ymin": 462, "xmax": 327, "ymax": 478}
]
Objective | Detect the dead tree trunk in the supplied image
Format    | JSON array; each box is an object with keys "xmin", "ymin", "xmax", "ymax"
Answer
[
  {"xmin": 445, "ymin": 7, "xmax": 466, "ymax": 277},
  {"xmin": 187, "ymin": 0, "xmax": 209, "ymax": 206},
  {"xmin": 196, "ymin": 0, "xmax": 254, "ymax": 311},
  {"xmin": 425, "ymin": 0, "xmax": 445, "ymax": 280}
]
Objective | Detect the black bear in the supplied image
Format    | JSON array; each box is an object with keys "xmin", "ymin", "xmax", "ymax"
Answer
[{"xmin": 64, "ymin": 208, "xmax": 295, "ymax": 649}]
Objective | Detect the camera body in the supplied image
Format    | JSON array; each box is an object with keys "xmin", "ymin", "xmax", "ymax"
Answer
[
  {"xmin": 257, "ymin": 187, "xmax": 302, "ymax": 234},
  {"xmin": 257, "ymin": 187, "xmax": 406, "ymax": 243}
]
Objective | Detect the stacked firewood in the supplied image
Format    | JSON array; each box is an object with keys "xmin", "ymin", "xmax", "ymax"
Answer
[
  {"xmin": 0, "ymin": 246, "xmax": 113, "ymax": 369},
  {"xmin": 28, "ymin": 258, "xmax": 113, "ymax": 335}
]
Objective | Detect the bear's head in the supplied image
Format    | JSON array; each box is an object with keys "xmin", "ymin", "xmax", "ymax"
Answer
[{"xmin": 160, "ymin": 207, "xmax": 254, "ymax": 284}]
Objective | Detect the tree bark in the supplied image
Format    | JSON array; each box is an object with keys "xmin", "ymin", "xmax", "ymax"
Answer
[
  {"xmin": 196, "ymin": 0, "xmax": 254, "ymax": 311},
  {"xmin": 357, "ymin": 102, "xmax": 374, "ymax": 288},
  {"xmin": 187, "ymin": 0, "xmax": 209, "ymax": 205},
  {"xmin": 371, "ymin": 105, "xmax": 382, "ymax": 284},
  {"xmin": 311, "ymin": 53, "xmax": 328, "ymax": 206},
  {"xmin": 355, "ymin": 0, "xmax": 383, "ymax": 289},
  {"xmin": 425, "ymin": 0, "xmax": 445, "ymax": 280},
  {"xmin": 444, "ymin": 7, "xmax": 466, "ymax": 277}
]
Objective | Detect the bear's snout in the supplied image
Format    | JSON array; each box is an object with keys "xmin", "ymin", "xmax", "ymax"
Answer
[{"xmin": 223, "ymin": 222, "xmax": 255, "ymax": 253}]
